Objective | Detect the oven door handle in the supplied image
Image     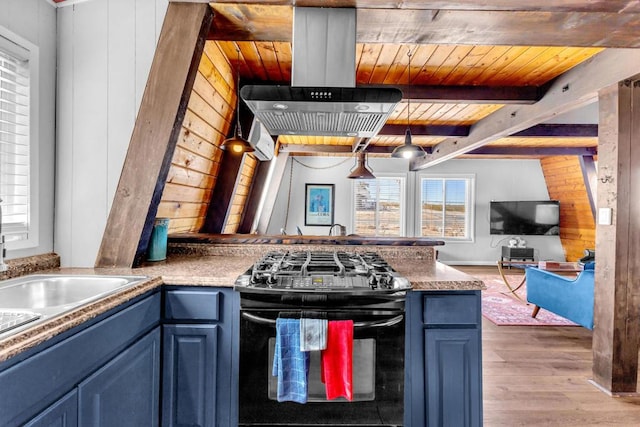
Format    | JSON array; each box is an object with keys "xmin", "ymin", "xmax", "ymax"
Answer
[{"xmin": 241, "ymin": 312, "xmax": 404, "ymax": 329}]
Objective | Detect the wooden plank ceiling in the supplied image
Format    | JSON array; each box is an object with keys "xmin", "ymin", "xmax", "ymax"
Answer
[{"xmin": 198, "ymin": 1, "xmax": 640, "ymax": 159}]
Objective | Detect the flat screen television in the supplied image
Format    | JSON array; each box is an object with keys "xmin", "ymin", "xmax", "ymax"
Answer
[{"xmin": 490, "ymin": 200, "xmax": 560, "ymax": 235}]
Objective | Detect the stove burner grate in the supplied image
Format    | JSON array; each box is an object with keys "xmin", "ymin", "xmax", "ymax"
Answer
[{"xmin": 237, "ymin": 250, "xmax": 410, "ymax": 293}]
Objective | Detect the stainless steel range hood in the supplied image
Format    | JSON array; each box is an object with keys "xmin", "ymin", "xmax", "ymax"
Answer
[{"xmin": 241, "ymin": 8, "xmax": 402, "ymax": 138}]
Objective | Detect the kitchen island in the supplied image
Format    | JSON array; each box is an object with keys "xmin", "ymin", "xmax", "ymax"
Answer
[{"xmin": 0, "ymin": 241, "xmax": 484, "ymax": 426}]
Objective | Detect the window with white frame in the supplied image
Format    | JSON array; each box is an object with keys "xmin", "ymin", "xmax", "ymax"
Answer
[
  {"xmin": 353, "ymin": 176, "xmax": 405, "ymax": 236},
  {"xmin": 0, "ymin": 34, "xmax": 32, "ymax": 245},
  {"xmin": 419, "ymin": 175, "xmax": 474, "ymax": 240}
]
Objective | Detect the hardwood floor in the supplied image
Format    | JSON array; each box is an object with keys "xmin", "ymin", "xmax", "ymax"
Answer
[{"xmin": 457, "ymin": 266, "xmax": 640, "ymax": 426}]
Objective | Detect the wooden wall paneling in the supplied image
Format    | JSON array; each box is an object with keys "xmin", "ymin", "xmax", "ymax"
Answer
[
  {"xmin": 202, "ymin": 151, "xmax": 245, "ymax": 233},
  {"xmin": 255, "ymin": 153, "xmax": 290, "ymax": 234},
  {"xmin": 95, "ymin": 2, "xmax": 213, "ymax": 267},
  {"xmin": 592, "ymin": 79, "xmax": 640, "ymax": 394},
  {"xmin": 223, "ymin": 154, "xmax": 258, "ymax": 234},
  {"xmin": 541, "ymin": 156, "xmax": 596, "ymax": 261},
  {"xmin": 238, "ymin": 155, "xmax": 274, "ymax": 233},
  {"xmin": 157, "ymin": 39, "xmax": 236, "ymax": 235}
]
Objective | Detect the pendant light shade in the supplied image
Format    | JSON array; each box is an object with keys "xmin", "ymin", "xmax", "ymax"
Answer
[
  {"xmin": 347, "ymin": 151, "xmax": 376, "ymax": 179},
  {"xmin": 391, "ymin": 48, "xmax": 425, "ymax": 160},
  {"xmin": 391, "ymin": 129, "xmax": 425, "ymax": 159},
  {"xmin": 222, "ymin": 47, "xmax": 254, "ymax": 154},
  {"xmin": 222, "ymin": 128, "xmax": 254, "ymax": 154}
]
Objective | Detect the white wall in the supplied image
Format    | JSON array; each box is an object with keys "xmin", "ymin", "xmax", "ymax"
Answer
[
  {"xmin": 0, "ymin": 0, "xmax": 56, "ymax": 259},
  {"xmin": 267, "ymin": 156, "xmax": 565, "ymax": 264},
  {"xmin": 56, "ymin": 0, "xmax": 168, "ymax": 267}
]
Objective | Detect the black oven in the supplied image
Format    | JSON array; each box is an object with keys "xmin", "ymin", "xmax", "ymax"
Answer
[{"xmin": 238, "ymin": 291, "xmax": 405, "ymax": 426}]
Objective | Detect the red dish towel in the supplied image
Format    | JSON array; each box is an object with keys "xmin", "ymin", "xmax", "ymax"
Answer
[{"xmin": 321, "ymin": 320, "xmax": 354, "ymax": 401}]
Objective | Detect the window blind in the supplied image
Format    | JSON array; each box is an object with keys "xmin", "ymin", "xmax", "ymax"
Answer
[
  {"xmin": 0, "ymin": 44, "xmax": 30, "ymax": 242},
  {"xmin": 420, "ymin": 178, "xmax": 470, "ymax": 239},
  {"xmin": 354, "ymin": 177, "xmax": 403, "ymax": 236}
]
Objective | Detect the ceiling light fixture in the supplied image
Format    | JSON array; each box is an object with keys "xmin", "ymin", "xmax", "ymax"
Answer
[
  {"xmin": 222, "ymin": 46, "xmax": 254, "ymax": 154},
  {"xmin": 391, "ymin": 48, "xmax": 426, "ymax": 160},
  {"xmin": 347, "ymin": 151, "xmax": 376, "ymax": 179}
]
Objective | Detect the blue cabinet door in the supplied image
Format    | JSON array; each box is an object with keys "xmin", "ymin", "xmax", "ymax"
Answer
[
  {"xmin": 24, "ymin": 390, "xmax": 78, "ymax": 427},
  {"xmin": 78, "ymin": 327, "xmax": 161, "ymax": 426},
  {"xmin": 405, "ymin": 291, "xmax": 483, "ymax": 427},
  {"xmin": 161, "ymin": 287, "xmax": 239, "ymax": 427},
  {"xmin": 425, "ymin": 328, "xmax": 482, "ymax": 427},
  {"xmin": 162, "ymin": 324, "xmax": 218, "ymax": 427}
]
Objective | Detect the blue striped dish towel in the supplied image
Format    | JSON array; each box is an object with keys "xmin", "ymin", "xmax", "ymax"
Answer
[
  {"xmin": 300, "ymin": 318, "xmax": 327, "ymax": 351},
  {"xmin": 272, "ymin": 318, "xmax": 309, "ymax": 403}
]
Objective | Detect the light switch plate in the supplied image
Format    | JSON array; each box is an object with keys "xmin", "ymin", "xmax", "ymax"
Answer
[{"xmin": 598, "ymin": 207, "xmax": 612, "ymax": 225}]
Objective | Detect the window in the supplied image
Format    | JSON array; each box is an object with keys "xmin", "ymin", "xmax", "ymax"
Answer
[
  {"xmin": 420, "ymin": 175, "xmax": 474, "ymax": 240},
  {"xmin": 0, "ymin": 33, "xmax": 33, "ymax": 246},
  {"xmin": 353, "ymin": 176, "xmax": 405, "ymax": 236}
]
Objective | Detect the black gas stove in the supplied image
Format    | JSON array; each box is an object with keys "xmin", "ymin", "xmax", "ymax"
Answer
[{"xmin": 234, "ymin": 250, "xmax": 411, "ymax": 294}]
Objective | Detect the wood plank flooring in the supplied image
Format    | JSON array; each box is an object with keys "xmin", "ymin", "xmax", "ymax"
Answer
[{"xmin": 457, "ymin": 266, "xmax": 640, "ymax": 426}]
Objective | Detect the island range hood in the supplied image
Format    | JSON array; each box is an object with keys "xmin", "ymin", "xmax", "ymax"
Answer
[{"xmin": 240, "ymin": 8, "xmax": 402, "ymax": 138}]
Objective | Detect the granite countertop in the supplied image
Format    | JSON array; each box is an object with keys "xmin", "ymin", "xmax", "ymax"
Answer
[
  {"xmin": 392, "ymin": 259, "xmax": 486, "ymax": 291},
  {"xmin": 0, "ymin": 251, "xmax": 483, "ymax": 363}
]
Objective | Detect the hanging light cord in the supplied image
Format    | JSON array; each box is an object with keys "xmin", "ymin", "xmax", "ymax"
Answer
[
  {"xmin": 407, "ymin": 48, "xmax": 412, "ymax": 129},
  {"xmin": 235, "ymin": 46, "xmax": 243, "ymax": 138},
  {"xmin": 292, "ymin": 157, "xmax": 351, "ymax": 169}
]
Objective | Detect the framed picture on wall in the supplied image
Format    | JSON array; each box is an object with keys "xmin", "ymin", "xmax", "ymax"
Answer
[{"xmin": 305, "ymin": 184, "xmax": 334, "ymax": 226}]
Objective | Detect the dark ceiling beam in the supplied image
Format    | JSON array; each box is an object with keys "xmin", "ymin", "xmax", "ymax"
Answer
[
  {"xmin": 380, "ymin": 124, "xmax": 470, "ymax": 137},
  {"xmin": 512, "ymin": 123, "xmax": 598, "ymax": 137},
  {"xmin": 412, "ymin": 49, "xmax": 640, "ymax": 170},
  {"xmin": 208, "ymin": 4, "xmax": 640, "ymax": 48},
  {"xmin": 279, "ymin": 144, "xmax": 352, "ymax": 154},
  {"xmin": 392, "ymin": 84, "xmax": 544, "ymax": 104},
  {"xmin": 279, "ymin": 143, "xmax": 596, "ymax": 157},
  {"xmin": 278, "ymin": 144, "xmax": 407, "ymax": 154},
  {"xmin": 466, "ymin": 146, "xmax": 597, "ymax": 156},
  {"xmin": 278, "ymin": 124, "xmax": 595, "ymax": 148}
]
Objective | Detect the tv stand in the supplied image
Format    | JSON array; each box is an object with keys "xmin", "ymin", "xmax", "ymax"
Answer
[{"xmin": 501, "ymin": 246, "xmax": 534, "ymax": 262}]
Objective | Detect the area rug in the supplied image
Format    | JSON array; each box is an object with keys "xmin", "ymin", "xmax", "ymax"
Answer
[{"xmin": 474, "ymin": 273, "xmax": 578, "ymax": 326}]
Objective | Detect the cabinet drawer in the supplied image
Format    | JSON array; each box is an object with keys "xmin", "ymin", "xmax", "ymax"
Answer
[
  {"xmin": 422, "ymin": 294, "xmax": 479, "ymax": 326},
  {"xmin": 165, "ymin": 289, "xmax": 220, "ymax": 321}
]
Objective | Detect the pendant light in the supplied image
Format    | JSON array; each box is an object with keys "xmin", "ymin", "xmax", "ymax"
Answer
[
  {"xmin": 347, "ymin": 151, "xmax": 376, "ymax": 179},
  {"xmin": 391, "ymin": 48, "xmax": 426, "ymax": 159},
  {"xmin": 222, "ymin": 46, "xmax": 254, "ymax": 154}
]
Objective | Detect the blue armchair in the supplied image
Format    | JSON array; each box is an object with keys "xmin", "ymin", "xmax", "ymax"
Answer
[{"xmin": 525, "ymin": 262, "xmax": 595, "ymax": 330}]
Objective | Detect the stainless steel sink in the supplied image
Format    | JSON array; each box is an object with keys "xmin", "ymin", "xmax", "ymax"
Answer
[
  {"xmin": 0, "ymin": 275, "xmax": 142, "ymax": 309},
  {"xmin": 0, "ymin": 274, "xmax": 148, "ymax": 336}
]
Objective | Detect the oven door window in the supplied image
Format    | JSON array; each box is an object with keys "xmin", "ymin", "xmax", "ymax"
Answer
[{"xmin": 268, "ymin": 338, "xmax": 375, "ymax": 402}]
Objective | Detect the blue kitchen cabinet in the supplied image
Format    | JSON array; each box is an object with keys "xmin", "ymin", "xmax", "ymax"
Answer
[
  {"xmin": 0, "ymin": 292, "xmax": 161, "ymax": 427},
  {"xmin": 78, "ymin": 327, "xmax": 161, "ymax": 426},
  {"xmin": 405, "ymin": 291, "xmax": 483, "ymax": 427},
  {"xmin": 162, "ymin": 287, "xmax": 239, "ymax": 427},
  {"xmin": 23, "ymin": 390, "xmax": 78, "ymax": 427}
]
